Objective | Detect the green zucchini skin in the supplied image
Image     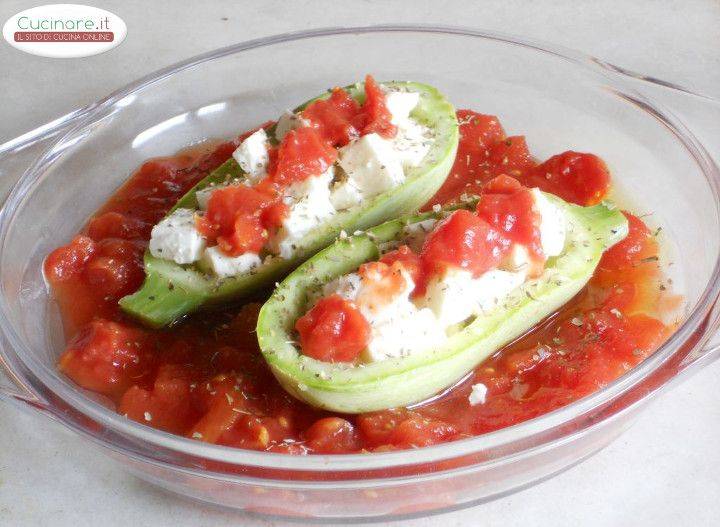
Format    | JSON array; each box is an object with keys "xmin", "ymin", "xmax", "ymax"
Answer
[
  {"xmin": 256, "ymin": 197, "xmax": 629, "ymax": 413},
  {"xmin": 119, "ymin": 81, "xmax": 459, "ymax": 328}
]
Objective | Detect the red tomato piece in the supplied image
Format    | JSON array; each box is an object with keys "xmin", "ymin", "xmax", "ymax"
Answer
[
  {"xmin": 44, "ymin": 235, "xmax": 96, "ymax": 283},
  {"xmin": 196, "ymin": 184, "xmax": 282, "ymax": 255},
  {"xmin": 379, "ymin": 245, "xmax": 423, "ymax": 287},
  {"xmin": 424, "ymin": 110, "xmax": 506, "ymax": 208},
  {"xmin": 457, "ymin": 110, "xmax": 506, "ymax": 152},
  {"xmin": 420, "ymin": 209, "xmax": 511, "ymax": 277},
  {"xmin": 525, "ymin": 151, "xmax": 611, "ymax": 206},
  {"xmin": 360, "ymin": 74, "xmax": 397, "ymax": 139},
  {"xmin": 58, "ymin": 319, "xmax": 154, "ymax": 397},
  {"xmin": 269, "ymin": 127, "xmax": 338, "ymax": 186},
  {"xmin": 599, "ymin": 212, "xmax": 656, "ymax": 270},
  {"xmin": 118, "ymin": 364, "xmax": 201, "ymax": 434},
  {"xmin": 84, "ymin": 238, "xmax": 145, "ymax": 298},
  {"xmin": 303, "ymin": 417, "xmax": 360, "ymax": 453},
  {"xmin": 302, "ymin": 88, "xmax": 362, "ymax": 146},
  {"xmin": 487, "ymin": 136, "xmax": 535, "ymax": 177},
  {"xmin": 295, "ymin": 295, "xmax": 370, "ymax": 362},
  {"xmin": 477, "ymin": 175, "xmax": 544, "ymax": 265},
  {"xmin": 87, "ymin": 212, "xmax": 150, "ymax": 241},
  {"xmin": 387, "ymin": 416, "xmax": 458, "ymax": 448}
]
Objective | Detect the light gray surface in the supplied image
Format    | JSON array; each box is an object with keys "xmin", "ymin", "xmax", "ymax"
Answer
[{"xmin": 1, "ymin": 1, "xmax": 719, "ymax": 525}]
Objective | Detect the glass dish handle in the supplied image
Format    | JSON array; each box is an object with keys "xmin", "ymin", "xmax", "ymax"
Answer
[{"xmin": 613, "ymin": 68, "xmax": 720, "ymax": 372}]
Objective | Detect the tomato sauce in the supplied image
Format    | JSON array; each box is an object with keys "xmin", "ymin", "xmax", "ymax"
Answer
[{"xmin": 45, "ymin": 109, "xmax": 676, "ymax": 454}]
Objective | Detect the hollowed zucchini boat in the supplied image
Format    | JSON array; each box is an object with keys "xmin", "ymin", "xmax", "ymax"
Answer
[
  {"xmin": 256, "ymin": 196, "xmax": 628, "ymax": 413},
  {"xmin": 120, "ymin": 81, "xmax": 459, "ymax": 327}
]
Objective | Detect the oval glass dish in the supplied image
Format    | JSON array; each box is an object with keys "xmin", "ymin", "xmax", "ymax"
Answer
[{"xmin": 2, "ymin": 26, "xmax": 720, "ymax": 521}]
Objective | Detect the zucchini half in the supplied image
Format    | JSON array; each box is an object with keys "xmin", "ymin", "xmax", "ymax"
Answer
[
  {"xmin": 120, "ymin": 81, "xmax": 459, "ymax": 327},
  {"xmin": 256, "ymin": 197, "xmax": 629, "ymax": 413}
]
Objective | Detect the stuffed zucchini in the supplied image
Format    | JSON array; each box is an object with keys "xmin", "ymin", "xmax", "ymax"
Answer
[
  {"xmin": 257, "ymin": 177, "xmax": 629, "ymax": 413},
  {"xmin": 120, "ymin": 76, "xmax": 459, "ymax": 327}
]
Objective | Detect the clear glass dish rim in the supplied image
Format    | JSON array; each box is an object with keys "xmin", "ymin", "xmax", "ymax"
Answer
[{"xmin": 1, "ymin": 24, "xmax": 720, "ymax": 475}]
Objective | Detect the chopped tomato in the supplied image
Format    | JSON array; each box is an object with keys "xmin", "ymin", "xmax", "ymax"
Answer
[
  {"xmin": 118, "ymin": 364, "xmax": 201, "ymax": 434},
  {"xmin": 303, "ymin": 417, "xmax": 360, "ymax": 453},
  {"xmin": 58, "ymin": 320, "xmax": 154, "ymax": 397},
  {"xmin": 599, "ymin": 212, "xmax": 656, "ymax": 270},
  {"xmin": 44, "ymin": 235, "xmax": 96, "ymax": 283},
  {"xmin": 487, "ymin": 136, "xmax": 535, "ymax": 177},
  {"xmin": 84, "ymin": 238, "xmax": 145, "ymax": 298},
  {"xmin": 524, "ymin": 151, "xmax": 610, "ymax": 206},
  {"xmin": 357, "ymin": 409, "xmax": 458, "ymax": 449},
  {"xmin": 87, "ymin": 212, "xmax": 150, "ymax": 241},
  {"xmin": 196, "ymin": 184, "xmax": 283, "ymax": 255},
  {"xmin": 302, "ymin": 88, "xmax": 362, "ymax": 146},
  {"xmin": 295, "ymin": 295, "xmax": 370, "ymax": 362},
  {"xmin": 420, "ymin": 209, "xmax": 511, "ymax": 277},
  {"xmin": 458, "ymin": 110, "xmax": 506, "ymax": 151},
  {"xmin": 357, "ymin": 260, "xmax": 414, "ymax": 310},
  {"xmin": 477, "ymin": 175, "xmax": 544, "ymax": 265},
  {"xmin": 360, "ymin": 74, "xmax": 397, "ymax": 139},
  {"xmin": 269, "ymin": 127, "xmax": 338, "ymax": 186},
  {"xmin": 379, "ymin": 245, "xmax": 423, "ymax": 287},
  {"xmin": 387, "ymin": 416, "xmax": 459, "ymax": 448},
  {"xmin": 424, "ymin": 110, "xmax": 505, "ymax": 207}
]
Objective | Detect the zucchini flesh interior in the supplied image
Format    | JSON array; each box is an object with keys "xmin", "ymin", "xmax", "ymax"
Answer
[
  {"xmin": 120, "ymin": 81, "xmax": 459, "ymax": 327},
  {"xmin": 256, "ymin": 197, "xmax": 629, "ymax": 413}
]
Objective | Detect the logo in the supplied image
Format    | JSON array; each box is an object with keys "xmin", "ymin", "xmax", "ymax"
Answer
[{"xmin": 3, "ymin": 4, "xmax": 126, "ymax": 58}]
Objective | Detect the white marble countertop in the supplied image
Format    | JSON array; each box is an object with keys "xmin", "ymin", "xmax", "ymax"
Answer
[{"xmin": 1, "ymin": 1, "xmax": 719, "ymax": 525}]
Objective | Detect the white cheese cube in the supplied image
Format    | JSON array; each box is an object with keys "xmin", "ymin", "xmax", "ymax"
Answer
[
  {"xmin": 149, "ymin": 208, "xmax": 206, "ymax": 265},
  {"xmin": 531, "ymin": 188, "xmax": 566, "ymax": 258},
  {"xmin": 421, "ymin": 268, "xmax": 526, "ymax": 327},
  {"xmin": 232, "ymin": 129, "xmax": 269, "ymax": 183},
  {"xmin": 200, "ymin": 246, "xmax": 261, "ymax": 278},
  {"xmin": 323, "ymin": 272, "xmax": 362, "ymax": 301},
  {"xmin": 393, "ymin": 120, "xmax": 433, "ymax": 167},
  {"xmin": 275, "ymin": 110, "xmax": 308, "ymax": 142},
  {"xmin": 330, "ymin": 179, "xmax": 364, "ymax": 211},
  {"xmin": 502, "ymin": 244, "xmax": 532, "ymax": 273},
  {"xmin": 468, "ymin": 383, "xmax": 488, "ymax": 406},
  {"xmin": 473, "ymin": 269, "xmax": 527, "ymax": 313},
  {"xmin": 339, "ymin": 133, "xmax": 404, "ymax": 199},
  {"xmin": 421, "ymin": 269, "xmax": 479, "ymax": 327},
  {"xmin": 385, "ymin": 91, "xmax": 420, "ymax": 125},
  {"xmin": 362, "ymin": 305, "xmax": 445, "ymax": 362},
  {"xmin": 270, "ymin": 169, "xmax": 336, "ymax": 259}
]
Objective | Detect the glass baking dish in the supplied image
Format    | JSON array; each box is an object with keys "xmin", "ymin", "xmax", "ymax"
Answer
[{"xmin": 1, "ymin": 26, "xmax": 720, "ymax": 521}]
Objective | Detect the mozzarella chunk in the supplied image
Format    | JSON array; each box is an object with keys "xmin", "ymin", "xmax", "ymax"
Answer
[
  {"xmin": 200, "ymin": 246, "xmax": 261, "ymax": 278},
  {"xmin": 232, "ymin": 129, "xmax": 269, "ymax": 183},
  {"xmin": 385, "ymin": 91, "xmax": 420, "ymax": 125},
  {"xmin": 421, "ymin": 268, "xmax": 526, "ymax": 327},
  {"xmin": 531, "ymin": 188, "xmax": 566, "ymax": 257},
  {"xmin": 330, "ymin": 179, "xmax": 364, "ymax": 211},
  {"xmin": 362, "ymin": 305, "xmax": 445, "ymax": 362},
  {"xmin": 270, "ymin": 169, "xmax": 336, "ymax": 259},
  {"xmin": 275, "ymin": 110, "xmax": 308, "ymax": 142},
  {"xmin": 502, "ymin": 244, "xmax": 532, "ymax": 273},
  {"xmin": 392, "ymin": 119, "xmax": 433, "ymax": 167},
  {"xmin": 149, "ymin": 208, "xmax": 206, "ymax": 265},
  {"xmin": 339, "ymin": 133, "xmax": 404, "ymax": 198},
  {"xmin": 323, "ymin": 272, "xmax": 362, "ymax": 301},
  {"xmin": 468, "ymin": 383, "xmax": 488, "ymax": 406}
]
